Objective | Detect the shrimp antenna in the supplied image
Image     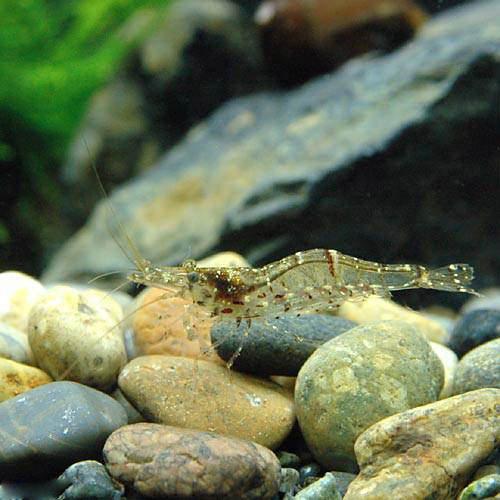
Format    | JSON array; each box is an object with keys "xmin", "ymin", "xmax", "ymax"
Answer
[{"xmin": 83, "ymin": 138, "xmax": 149, "ymax": 274}]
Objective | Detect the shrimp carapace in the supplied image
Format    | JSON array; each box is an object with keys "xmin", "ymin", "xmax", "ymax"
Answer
[{"xmin": 127, "ymin": 249, "xmax": 477, "ymax": 320}]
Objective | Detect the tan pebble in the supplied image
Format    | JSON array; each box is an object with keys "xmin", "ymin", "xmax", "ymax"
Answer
[
  {"xmin": 344, "ymin": 389, "xmax": 500, "ymax": 500},
  {"xmin": 430, "ymin": 341, "xmax": 458, "ymax": 399},
  {"xmin": 0, "ymin": 358, "xmax": 52, "ymax": 402},
  {"xmin": 0, "ymin": 271, "xmax": 45, "ymax": 333},
  {"xmin": 270, "ymin": 375, "xmax": 296, "ymax": 392},
  {"xmin": 132, "ymin": 287, "xmax": 223, "ymax": 363},
  {"xmin": 28, "ymin": 286, "xmax": 127, "ymax": 391},
  {"xmin": 0, "ymin": 322, "xmax": 34, "ymax": 365},
  {"xmin": 119, "ymin": 355, "xmax": 295, "ymax": 449},
  {"xmin": 197, "ymin": 251, "xmax": 250, "ymax": 268},
  {"xmin": 104, "ymin": 423, "xmax": 281, "ymax": 499},
  {"xmin": 338, "ymin": 296, "xmax": 448, "ymax": 343}
]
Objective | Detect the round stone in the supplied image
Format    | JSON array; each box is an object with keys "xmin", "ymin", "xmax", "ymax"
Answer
[
  {"xmin": 338, "ymin": 296, "xmax": 448, "ymax": 343},
  {"xmin": 447, "ymin": 309, "xmax": 500, "ymax": 357},
  {"xmin": 212, "ymin": 315, "xmax": 357, "ymax": 376},
  {"xmin": 295, "ymin": 320, "xmax": 444, "ymax": 471},
  {"xmin": 55, "ymin": 460, "xmax": 124, "ymax": 499},
  {"xmin": 104, "ymin": 423, "xmax": 281, "ymax": 499},
  {"xmin": 28, "ymin": 286, "xmax": 127, "ymax": 391},
  {"xmin": 0, "ymin": 271, "xmax": 45, "ymax": 333},
  {"xmin": 131, "ymin": 286, "xmax": 222, "ymax": 363},
  {"xmin": 452, "ymin": 338, "xmax": 500, "ymax": 395},
  {"xmin": 119, "ymin": 354, "xmax": 295, "ymax": 449},
  {"xmin": 0, "ymin": 358, "xmax": 52, "ymax": 402},
  {"xmin": 0, "ymin": 321, "xmax": 33, "ymax": 365},
  {"xmin": 344, "ymin": 389, "xmax": 500, "ymax": 499},
  {"xmin": 429, "ymin": 341, "xmax": 458, "ymax": 399},
  {"xmin": 0, "ymin": 381, "xmax": 127, "ymax": 480}
]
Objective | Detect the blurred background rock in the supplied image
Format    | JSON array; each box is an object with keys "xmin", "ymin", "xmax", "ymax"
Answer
[{"xmin": 1, "ymin": 0, "xmax": 496, "ymax": 312}]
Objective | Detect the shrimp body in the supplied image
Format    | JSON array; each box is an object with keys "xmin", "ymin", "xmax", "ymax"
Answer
[{"xmin": 127, "ymin": 249, "xmax": 476, "ymax": 320}]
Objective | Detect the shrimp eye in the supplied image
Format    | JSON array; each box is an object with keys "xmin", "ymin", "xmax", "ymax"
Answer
[{"xmin": 187, "ymin": 272, "xmax": 199, "ymax": 284}]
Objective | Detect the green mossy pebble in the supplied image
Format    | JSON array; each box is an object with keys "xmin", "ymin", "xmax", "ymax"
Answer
[{"xmin": 295, "ymin": 320, "xmax": 444, "ymax": 471}]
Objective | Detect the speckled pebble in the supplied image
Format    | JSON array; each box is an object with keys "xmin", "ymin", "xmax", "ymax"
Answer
[
  {"xmin": 295, "ymin": 321, "xmax": 444, "ymax": 471},
  {"xmin": 0, "ymin": 321, "xmax": 33, "ymax": 365},
  {"xmin": 56, "ymin": 460, "xmax": 124, "ymax": 499},
  {"xmin": 0, "ymin": 357, "xmax": 52, "ymax": 402},
  {"xmin": 294, "ymin": 472, "xmax": 342, "ymax": 500},
  {"xmin": 344, "ymin": 389, "xmax": 500, "ymax": 499},
  {"xmin": 119, "ymin": 355, "xmax": 295, "ymax": 449},
  {"xmin": 458, "ymin": 474, "xmax": 500, "ymax": 500},
  {"xmin": 104, "ymin": 423, "xmax": 281, "ymax": 499},
  {"xmin": 430, "ymin": 341, "xmax": 458, "ymax": 399},
  {"xmin": 0, "ymin": 271, "xmax": 45, "ymax": 332},
  {"xmin": 212, "ymin": 315, "xmax": 357, "ymax": 375},
  {"xmin": 280, "ymin": 467, "xmax": 300, "ymax": 494},
  {"xmin": 0, "ymin": 381, "xmax": 127, "ymax": 480},
  {"xmin": 338, "ymin": 296, "xmax": 448, "ymax": 343},
  {"xmin": 452, "ymin": 338, "xmax": 500, "ymax": 395},
  {"xmin": 299, "ymin": 462, "xmax": 322, "ymax": 484},
  {"xmin": 277, "ymin": 450, "xmax": 301, "ymax": 468},
  {"xmin": 28, "ymin": 286, "xmax": 127, "ymax": 391},
  {"xmin": 131, "ymin": 286, "xmax": 222, "ymax": 363},
  {"xmin": 447, "ymin": 309, "xmax": 500, "ymax": 357}
]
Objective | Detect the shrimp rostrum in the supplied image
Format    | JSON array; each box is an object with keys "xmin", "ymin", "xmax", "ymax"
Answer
[{"xmin": 128, "ymin": 248, "xmax": 477, "ymax": 321}]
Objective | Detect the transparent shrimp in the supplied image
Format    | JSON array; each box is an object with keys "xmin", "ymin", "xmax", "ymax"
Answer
[{"xmin": 128, "ymin": 248, "xmax": 477, "ymax": 321}]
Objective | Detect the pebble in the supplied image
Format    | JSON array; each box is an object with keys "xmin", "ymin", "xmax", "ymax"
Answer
[
  {"xmin": 294, "ymin": 472, "xmax": 342, "ymax": 500},
  {"xmin": 111, "ymin": 388, "xmax": 144, "ymax": 424},
  {"xmin": 119, "ymin": 355, "xmax": 295, "ymax": 449},
  {"xmin": 131, "ymin": 286, "xmax": 222, "ymax": 363},
  {"xmin": 28, "ymin": 286, "xmax": 127, "ymax": 391},
  {"xmin": 458, "ymin": 474, "xmax": 500, "ymax": 500},
  {"xmin": 104, "ymin": 423, "xmax": 281, "ymax": 499},
  {"xmin": 461, "ymin": 288, "xmax": 500, "ymax": 314},
  {"xmin": 338, "ymin": 296, "xmax": 448, "ymax": 343},
  {"xmin": 447, "ymin": 309, "xmax": 500, "ymax": 357},
  {"xmin": 212, "ymin": 315, "xmax": 357, "ymax": 376},
  {"xmin": 430, "ymin": 341, "xmax": 458, "ymax": 399},
  {"xmin": 0, "ymin": 358, "xmax": 52, "ymax": 402},
  {"xmin": 277, "ymin": 450, "xmax": 301, "ymax": 468},
  {"xmin": 295, "ymin": 321, "xmax": 444, "ymax": 471},
  {"xmin": 0, "ymin": 381, "xmax": 127, "ymax": 480},
  {"xmin": 328, "ymin": 471, "xmax": 356, "ymax": 496},
  {"xmin": 0, "ymin": 271, "xmax": 45, "ymax": 333},
  {"xmin": 452, "ymin": 338, "xmax": 500, "ymax": 395},
  {"xmin": 344, "ymin": 388, "xmax": 500, "ymax": 499},
  {"xmin": 474, "ymin": 465, "xmax": 500, "ymax": 481},
  {"xmin": 299, "ymin": 462, "xmax": 322, "ymax": 484},
  {"xmin": 55, "ymin": 460, "xmax": 124, "ymax": 500},
  {"xmin": 0, "ymin": 321, "xmax": 33, "ymax": 365},
  {"xmin": 280, "ymin": 467, "xmax": 300, "ymax": 495}
]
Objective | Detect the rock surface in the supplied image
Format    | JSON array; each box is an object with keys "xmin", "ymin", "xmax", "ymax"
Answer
[
  {"xmin": 0, "ymin": 271, "xmax": 45, "ymax": 333},
  {"xmin": 28, "ymin": 286, "xmax": 127, "ymax": 391},
  {"xmin": 55, "ymin": 460, "xmax": 124, "ymax": 500},
  {"xmin": 458, "ymin": 473, "xmax": 500, "ymax": 500},
  {"xmin": 295, "ymin": 321, "xmax": 444, "ymax": 471},
  {"xmin": 44, "ymin": 0, "xmax": 500, "ymax": 310},
  {"xmin": 212, "ymin": 315, "xmax": 357, "ymax": 375},
  {"xmin": 452, "ymin": 338, "xmax": 500, "ymax": 394},
  {"xmin": 0, "ymin": 381, "xmax": 127, "ymax": 480},
  {"xmin": 294, "ymin": 472, "xmax": 342, "ymax": 500},
  {"xmin": 338, "ymin": 296, "xmax": 448, "ymax": 343},
  {"xmin": 0, "ymin": 321, "xmax": 33, "ymax": 365},
  {"xmin": 0, "ymin": 358, "xmax": 52, "ymax": 402},
  {"xmin": 447, "ymin": 309, "xmax": 500, "ymax": 357},
  {"xmin": 104, "ymin": 423, "xmax": 281, "ymax": 499},
  {"xmin": 344, "ymin": 388, "xmax": 500, "ymax": 500},
  {"xmin": 119, "ymin": 355, "xmax": 295, "ymax": 449},
  {"xmin": 430, "ymin": 341, "xmax": 458, "ymax": 399}
]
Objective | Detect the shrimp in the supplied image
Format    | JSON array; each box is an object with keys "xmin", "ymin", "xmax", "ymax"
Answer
[{"xmin": 127, "ymin": 248, "xmax": 477, "ymax": 321}]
